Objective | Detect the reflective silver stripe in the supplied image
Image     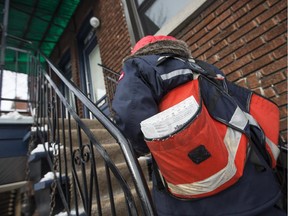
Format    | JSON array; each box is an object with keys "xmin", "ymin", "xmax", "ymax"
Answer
[
  {"xmin": 244, "ymin": 112, "xmax": 258, "ymax": 127},
  {"xmin": 266, "ymin": 137, "xmax": 280, "ymax": 161},
  {"xmin": 229, "ymin": 106, "xmax": 248, "ymax": 130},
  {"xmin": 160, "ymin": 69, "xmax": 193, "ymax": 80},
  {"xmin": 245, "ymin": 113, "xmax": 280, "ymax": 161},
  {"xmin": 167, "ymin": 127, "xmax": 242, "ymax": 196}
]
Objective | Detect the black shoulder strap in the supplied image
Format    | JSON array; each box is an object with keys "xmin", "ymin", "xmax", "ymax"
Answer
[{"xmin": 151, "ymin": 156, "xmax": 166, "ymax": 191}]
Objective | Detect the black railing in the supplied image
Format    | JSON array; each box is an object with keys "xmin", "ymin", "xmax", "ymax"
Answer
[
  {"xmin": 30, "ymin": 51, "xmax": 155, "ymax": 215},
  {"xmin": 98, "ymin": 64, "xmax": 120, "ymax": 116}
]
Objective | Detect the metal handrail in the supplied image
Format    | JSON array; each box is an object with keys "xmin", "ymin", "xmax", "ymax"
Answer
[{"xmin": 35, "ymin": 52, "xmax": 156, "ymax": 215}]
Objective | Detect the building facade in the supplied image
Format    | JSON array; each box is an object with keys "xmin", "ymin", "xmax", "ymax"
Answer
[{"xmin": 50, "ymin": 0, "xmax": 287, "ymax": 142}]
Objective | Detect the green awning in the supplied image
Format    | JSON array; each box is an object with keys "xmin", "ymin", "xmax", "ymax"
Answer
[{"xmin": 0, "ymin": 0, "xmax": 81, "ymax": 74}]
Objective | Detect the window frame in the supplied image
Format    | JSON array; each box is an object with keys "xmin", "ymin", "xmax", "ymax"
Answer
[{"xmin": 122, "ymin": 0, "xmax": 212, "ymax": 43}]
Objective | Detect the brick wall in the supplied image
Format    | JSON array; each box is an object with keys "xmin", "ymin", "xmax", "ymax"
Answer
[
  {"xmin": 50, "ymin": 0, "xmax": 287, "ymax": 141},
  {"xmin": 176, "ymin": 0, "xmax": 287, "ymax": 142},
  {"xmin": 50, "ymin": 0, "xmax": 131, "ymax": 115},
  {"xmin": 95, "ymin": 0, "xmax": 131, "ymax": 108}
]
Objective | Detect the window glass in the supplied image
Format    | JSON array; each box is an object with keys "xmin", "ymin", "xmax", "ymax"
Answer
[
  {"xmin": 89, "ymin": 44, "xmax": 105, "ymax": 102},
  {"xmin": 1, "ymin": 70, "xmax": 28, "ymax": 112},
  {"xmin": 139, "ymin": 0, "xmax": 190, "ymax": 35}
]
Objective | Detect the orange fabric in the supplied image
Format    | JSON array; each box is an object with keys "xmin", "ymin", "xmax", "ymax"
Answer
[{"xmin": 146, "ymin": 80, "xmax": 249, "ymax": 199}]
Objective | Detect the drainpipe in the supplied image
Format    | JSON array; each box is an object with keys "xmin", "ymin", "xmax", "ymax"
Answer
[{"xmin": 0, "ymin": 0, "xmax": 10, "ymax": 111}]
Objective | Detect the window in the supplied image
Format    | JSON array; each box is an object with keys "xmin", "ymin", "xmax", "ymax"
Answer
[
  {"xmin": 1, "ymin": 70, "xmax": 28, "ymax": 112},
  {"xmin": 59, "ymin": 52, "xmax": 76, "ymax": 117},
  {"xmin": 122, "ymin": 0, "xmax": 208, "ymax": 43},
  {"xmin": 137, "ymin": 0, "xmax": 190, "ymax": 35},
  {"xmin": 88, "ymin": 44, "xmax": 105, "ymax": 103},
  {"xmin": 77, "ymin": 13, "xmax": 106, "ymax": 118}
]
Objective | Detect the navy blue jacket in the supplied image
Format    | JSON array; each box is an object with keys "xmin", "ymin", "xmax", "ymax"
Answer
[
  {"xmin": 112, "ymin": 54, "xmax": 283, "ymax": 216},
  {"xmin": 112, "ymin": 54, "xmax": 221, "ymax": 156}
]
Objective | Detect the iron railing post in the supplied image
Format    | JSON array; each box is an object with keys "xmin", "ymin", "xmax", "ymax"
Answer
[{"xmin": 0, "ymin": 0, "xmax": 10, "ymax": 111}]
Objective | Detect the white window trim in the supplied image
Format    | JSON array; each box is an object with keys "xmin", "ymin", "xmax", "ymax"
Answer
[{"xmin": 155, "ymin": 0, "xmax": 209, "ymax": 36}]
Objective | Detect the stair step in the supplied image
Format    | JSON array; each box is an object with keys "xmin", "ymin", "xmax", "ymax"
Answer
[
  {"xmin": 67, "ymin": 182, "xmax": 153, "ymax": 216},
  {"xmin": 33, "ymin": 117, "xmax": 153, "ymax": 215},
  {"xmin": 59, "ymin": 128, "xmax": 115, "ymax": 147},
  {"xmin": 91, "ymin": 186, "xmax": 152, "ymax": 216},
  {"xmin": 68, "ymin": 158, "xmax": 150, "ymax": 202},
  {"xmin": 59, "ymin": 143, "xmax": 126, "ymax": 172},
  {"xmin": 57, "ymin": 118, "xmax": 104, "ymax": 130}
]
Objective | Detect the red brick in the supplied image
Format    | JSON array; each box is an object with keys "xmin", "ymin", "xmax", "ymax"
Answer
[
  {"xmin": 263, "ymin": 21, "xmax": 287, "ymax": 42},
  {"xmin": 198, "ymin": 27, "xmax": 221, "ymax": 47},
  {"xmin": 256, "ymin": 0, "xmax": 286, "ymax": 24},
  {"xmin": 186, "ymin": 27, "xmax": 208, "ymax": 47},
  {"xmin": 272, "ymin": 44, "xmax": 287, "ymax": 59},
  {"xmin": 231, "ymin": 0, "xmax": 249, "ymax": 12},
  {"xmin": 208, "ymin": 54, "xmax": 220, "ymax": 65},
  {"xmin": 275, "ymin": 81, "xmax": 288, "ymax": 95},
  {"xmin": 239, "ymin": 2, "xmax": 266, "ymax": 27},
  {"xmin": 220, "ymin": 39, "xmax": 246, "ymax": 60},
  {"xmin": 214, "ymin": 54, "xmax": 234, "ymax": 70},
  {"xmin": 201, "ymin": 0, "xmax": 224, "ymax": 17},
  {"xmin": 190, "ymin": 43, "xmax": 199, "ymax": 53},
  {"xmin": 228, "ymin": 21, "xmax": 258, "ymax": 43},
  {"xmin": 243, "ymin": 19, "xmax": 275, "ymax": 43},
  {"xmin": 247, "ymin": 72, "xmax": 261, "ymax": 89},
  {"xmin": 226, "ymin": 55, "xmax": 252, "ymax": 74},
  {"xmin": 252, "ymin": 87, "xmax": 263, "ymax": 95},
  {"xmin": 275, "ymin": 8, "xmax": 287, "ymax": 22},
  {"xmin": 270, "ymin": 94, "xmax": 286, "ymax": 107},
  {"xmin": 235, "ymin": 78, "xmax": 248, "ymax": 88},
  {"xmin": 261, "ymin": 71, "xmax": 286, "ymax": 88},
  {"xmin": 235, "ymin": 37, "xmax": 265, "ymax": 59},
  {"xmin": 263, "ymin": 87, "xmax": 277, "ymax": 98},
  {"xmin": 251, "ymin": 36, "xmax": 286, "ymax": 59},
  {"xmin": 206, "ymin": 40, "xmax": 229, "ymax": 62},
  {"xmin": 226, "ymin": 70, "xmax": 243, "ymax": 82},
  {"xmin": 246, "ymin": 0, "xmax": 264, "ymax": 11},
  {"xmin": 215, "ymin": 0, "xmax": 238, "ymax": 16},
  {"xmin": 207, "ymin": 10, "xmax": 232, "ymax": 31},
  {"xmin": 191, "ymin": 43, "xmax": 210, "ymax": 58},
  {"xmin": 261, "ymin": 56, "xmax": 287, "ymax": 75},
  {"xmin": 210, "ymin": 24, "xmax": 238, "ymax": 45},
  {"xmin": 266, "ymin": 0, "xmax": 281, "ymax": 7},
  {"xmin": 279, "ymin": 106, "xmax": 287, "ymax": 119},
  {"xmin": 219, "ymin": 7, "xmax": 247, "ymax": 30},
  {"xmin": 242, "ymin": 54, "xmax": 274, "ymax": 76}
]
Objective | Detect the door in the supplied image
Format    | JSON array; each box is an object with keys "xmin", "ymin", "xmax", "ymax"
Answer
[{"xmin": 78, "ymin": 16, "xmax": 106, "ymax": 118}]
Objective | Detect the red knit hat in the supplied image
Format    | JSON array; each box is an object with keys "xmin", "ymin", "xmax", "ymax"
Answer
[{"xmin": 131, "ymin": 35, "xmax": 176, "ymax": 54}]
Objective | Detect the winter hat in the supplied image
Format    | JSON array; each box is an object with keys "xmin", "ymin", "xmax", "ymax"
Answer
[
  {"xmin": 131, "ymin": 35, "xmax": 177, "ymax": 54},
  {"xmin": 124, "ymin": 35, "xmax": 192, "ymax": 62}
]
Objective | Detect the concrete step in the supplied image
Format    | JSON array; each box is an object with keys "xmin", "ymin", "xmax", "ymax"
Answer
[
  {"xmin": 68, "ymin": 158, "xmax": 151, "ymax": 204},
  {"xmin": 59, "ymin": 143, "xmax": 126, "ymax": 172},
  {"xmin": 91, "ymin": 185, "xmax": 152, "ymax": 216},
  {"xmin": 57, "ymin": 118, "xmax": 104, "ymax": 130},
  {"xmin": 33, "ymin": 118, "xmax": 153, "ymax": 215},
  {"xmin": 59, "ymin": 128, "xmax": 115, "ymax": 148}
]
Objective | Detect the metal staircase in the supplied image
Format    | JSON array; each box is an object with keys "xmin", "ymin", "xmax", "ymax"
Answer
[
  {"xmin": 27, "ymin": 51, "xmax": 155, "ymax": 215},
  {"xmin": 0, "ymin": 41, "xmax": 156, "ymax": 215},
  {"xmin": 29, "ymin": 118, "xmax": 153, "ymax": 216}
]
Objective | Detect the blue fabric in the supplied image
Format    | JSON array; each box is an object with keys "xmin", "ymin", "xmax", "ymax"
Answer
[
  {"xmin": 152, "ymin": 159, "xmax": 282, "ymax": 216},
  {"xmin": 112, "ymin": 55, "xmax": 194, "ymax": 156},
  {"xmin": 112, "ymin": 55, "xmax": 283, "ymax": 215}
]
